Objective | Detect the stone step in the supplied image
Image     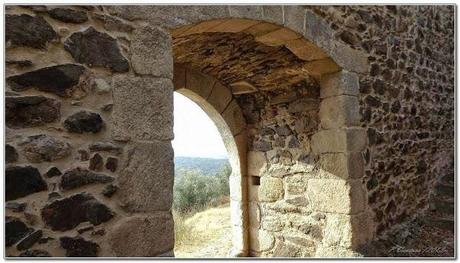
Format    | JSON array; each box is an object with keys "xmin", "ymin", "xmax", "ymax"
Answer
[{"xmin": 435, "ymin": 183, "xmax": 454, "ymax": 198}]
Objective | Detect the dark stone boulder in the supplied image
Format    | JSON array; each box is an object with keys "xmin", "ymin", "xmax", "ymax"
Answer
[
  {"xmin": 6, "ymin": 166, "xmax": 47, "ymax": 201},
  {"xmin": 6, "ymin": 144, "xmax": 18, "ymax": 163},
  {"xmin": 312, "ymin": 212, "xmax": 326, "ymax": 221},
  {"xmin": 45, "ymin": 167, "xmax": 62, "ymax": 178},
  {"xmin": 101, "ymin": 103, "xmax": 113, "ymax": 112},
  {"xmin": 288, "ymin": 137, "xmax": 300, "ymax": 148},
  {"xmin": 89, "ymin": 141, "xmax": 122, "ymax": 155},
  {"xmin": 6, "ymin": 64, "xmax": 86, "ymax": 97},
  {"xmin": 78, "ymin": 149, "xmax": 90, "ymax": 161},
  {"xmin": 64, "ymin": 111, "xmax": 103, "ymax": 133},
  {"xmin": 339, "ymin": 31, "xmax": 358, "ymax": 46},
  {"xmin": 77, "ymin": 226, "xmax": 94, "ymax": 234},
  {"xmin": 6, "ymin": 217, "xmax": 33, "ymax": 247},
  {"xmin": 41, "ymin": 192, "xmax": 114, "ymax": 231},
  {"xmin": 275, "ymin": 125, "xmax": 292, "ymax": 136},
  {"xmin": 20, "ymin": 134, "xmax": 71, "ymax": 163},
  {"xmin": 6, "ymin": 14, "xmax": 57, "ymax": 49},
  {"xmin": 6, "ymin": 60, "xmax": 33, "ymax": 68},
  {"xmin": 89, "ymin": 153, "xmax": 103, "ymax": 171},
  {"xmin": 60, "ymin": 167, "xmax": 114, "ymax": 190},
  {"xmin": 6, "ymin": 202, "xmax": 27, "ymax": 212},
  {"xmin": 102, "ymin": 184, "xmax": 118, "ymax": 198},
  {"xmin": 19, "ymin": 249, "xmax": 51, "ymax": 257},
  {"xmin": 38, "ymin": 237, "xmax": 54, "ymax": 244},
  {"xmin": 260, "ymin": 127, "xmax": 275, "ymax": 136},
  {"xmin": 17, "ymin": 230, "xmax": 43, "ymax": 251},
  {"xmin": 22, "ymin": 5, "xmax": 48, "ymax": 13},
  {"xmin": 60, "ymin": 236, "xmax": 99, "ymax": 257},
  {"xmin": 48, "ymin": 192, "xmax": 62, "ymax": 201},
  {"xmin": 91, "ymin": 229, "xmax": 105, "ymax": 236},
  {"xmin": 252, "ymin": 140, "xmax": 272, "ymax": 152},
  {"xmin": 6, "ymin": 95, "xmax": 61, "ymax": 128},
  {"xmin": 5, "ymin": 91, "xmax": 20, "ymax": 96},
  {"xmin": 64, "ymin": 27, "xmax": 129, "ymax": 72},
  {"xmin": 391, "ymin": 100, "xmax": 401, "ymax": 113},
  {"xmin": 366, "ymin": 175, "xmax": 379, "ymax": 191},
  {"xmin": 105, "ymin": 157, "xmax": 118, "ymax": 172},
  {"xmin": 368, "ymin": 128, "xmax": 384, "ymax": 146},
  {"xmin": 48, "ymin": 8, "xmax": 88, "ymax": 24},
  {"xmin": 365, "ymin": 95, "xmax": 382, "ymax": 108}
]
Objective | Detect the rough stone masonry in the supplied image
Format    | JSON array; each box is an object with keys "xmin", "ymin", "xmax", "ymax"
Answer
[{"xmin": 4, "ymin": 5, "xmax": 454, "ymax": 257}]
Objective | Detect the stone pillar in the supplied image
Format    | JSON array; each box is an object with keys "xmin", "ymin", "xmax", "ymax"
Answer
[
  {"xmin": 311, "ymin": 71, "xmax": 373, "ymax": 256},
  {"xmin": 108, "ymin": 25, "xmax": 176, "ymax": 257}
]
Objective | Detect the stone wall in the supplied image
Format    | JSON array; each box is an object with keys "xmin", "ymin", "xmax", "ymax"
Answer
[
  {"xmin": 5, "ymin": 5, "xmax": 454, "ymax": 258},
  {"xmin": 5, "ymin": 5, "xmax": 174, "ymax": 257},
  {"xmin": 243, "ymin": 84, "xmax": 325, "ymax": 257},
  {"xmin": 239, "ymin": 70, "xmax": 374, "ymax": 257},
  {"xmin": 303, "ymin": 5, "xmax": 455, "ymax": 240}
]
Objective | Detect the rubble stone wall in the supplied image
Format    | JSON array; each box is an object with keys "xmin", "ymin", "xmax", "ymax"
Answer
[
  {"xmin": 303, "ymin": 5, "xmax": 455, "ymax": 239},
  {"xmin": 5, "ymin": 5, "xmax": 175, "ymax": 257}
]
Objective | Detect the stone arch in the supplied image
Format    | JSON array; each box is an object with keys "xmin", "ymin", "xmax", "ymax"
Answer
[
  {"xmin": 171, "ymin": 18, "xmax": 341, "ymax": 80},
  {"xmin": 173, "ymin": 65, "xmax": 249, "ymax": 256},
  {"xmin": 167, "ymin": 16, "xmax": 372, "ymax": 257}
]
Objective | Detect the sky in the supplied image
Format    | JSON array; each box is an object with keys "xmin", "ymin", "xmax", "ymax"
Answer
[{"xmin": 172, "ymin": 92, "xmax": 228, "ymax": 159}]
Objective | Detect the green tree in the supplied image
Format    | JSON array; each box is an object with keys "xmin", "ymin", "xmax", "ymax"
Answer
[{"xmin": 173, "ymin": 164, "xmax": 232, "ymax": 214}]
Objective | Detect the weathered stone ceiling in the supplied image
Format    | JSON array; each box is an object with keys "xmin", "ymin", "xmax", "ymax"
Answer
[{"xmin": 173, "ymin": 32, "xmax": 319, "ymax": 94}]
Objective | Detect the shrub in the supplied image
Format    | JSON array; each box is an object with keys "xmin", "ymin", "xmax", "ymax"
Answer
[{"xmin": 173, "ymin": 163, "xmax": 231, "ymax": 214}]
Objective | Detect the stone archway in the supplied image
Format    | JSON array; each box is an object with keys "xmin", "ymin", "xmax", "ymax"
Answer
[
  {"xmin": 168, "ymin": 17, "xmax": 372, "ymax": 257},
  {"xmin": 173, "ymin": 65, "xmax": 249, "ymax": 256}
]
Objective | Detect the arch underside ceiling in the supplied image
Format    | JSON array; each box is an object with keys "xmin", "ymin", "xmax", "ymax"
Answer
[
  {"xmin": 173, "ymin": 31, "xmax": 322, "ymax": 98},
  {"xmin": 171, "ymin": 18, "xmax": 346, "ymax": 125}
]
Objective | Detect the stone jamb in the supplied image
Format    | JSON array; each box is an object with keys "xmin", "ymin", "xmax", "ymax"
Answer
[
  {"xmin": 110, "ymin": 23, "xmax": 176, "ymax": 256},
  {"xmin": 312, "ymin": 70, "xmax": 373, "ymax": 255}
]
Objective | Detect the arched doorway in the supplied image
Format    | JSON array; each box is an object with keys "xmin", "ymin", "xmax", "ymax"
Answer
[
  {"xmin": 170, "ymin": 17, "xmax": 371, "ymax": 257},
  {"xmin": 173, "ymin": 65, "xmax": 249, "ymax": 256},
  {"xmin": 106, "ymin": 14, "xmax": 372, "ymax": 257}
]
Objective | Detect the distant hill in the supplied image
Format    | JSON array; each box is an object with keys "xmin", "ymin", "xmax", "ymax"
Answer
[{"xmin": 175, "ymin": 156, "xmax": 230, "ymax": 176}]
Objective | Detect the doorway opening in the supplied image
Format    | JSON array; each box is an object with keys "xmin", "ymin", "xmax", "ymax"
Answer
[{"xmin": 172, "ymin": 92, "xmax": 233, "ymax": 258}]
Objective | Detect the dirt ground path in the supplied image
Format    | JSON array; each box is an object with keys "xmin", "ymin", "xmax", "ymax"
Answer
[{"xmin": 174, "ymin": 205, "xmax": 233, "ymax": 258}]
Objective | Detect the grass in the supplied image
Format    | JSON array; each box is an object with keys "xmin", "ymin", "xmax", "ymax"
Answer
[
  {"xmin": 173, "ymin": 210, "xmax": 191, "ymax": 249},
  {"xmin": 174, "ymin": 200, "xmax": 232, "ymax": 258}
]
